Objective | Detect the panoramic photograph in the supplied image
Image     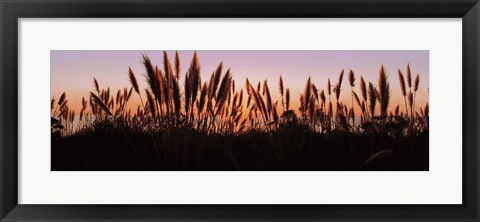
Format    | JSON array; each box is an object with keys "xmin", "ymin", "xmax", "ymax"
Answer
[{"xmin": 51, "ymin": 50, "xmax": 429, "ymax": 171}]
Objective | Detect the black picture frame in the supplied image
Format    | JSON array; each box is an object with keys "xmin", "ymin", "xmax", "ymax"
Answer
[{"xmin": 1, "ymin": 0, "xmax": 479, "ymax": 221}]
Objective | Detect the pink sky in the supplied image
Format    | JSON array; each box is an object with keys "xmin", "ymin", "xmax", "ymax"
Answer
[{"xmin": 51, "ymin": 50, "xmax": 429, "ymax": 115}]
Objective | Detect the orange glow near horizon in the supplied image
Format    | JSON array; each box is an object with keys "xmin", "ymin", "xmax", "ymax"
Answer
[{"xmin": 51, "ymin": 50, "xmax": 429, "ymax": 117}]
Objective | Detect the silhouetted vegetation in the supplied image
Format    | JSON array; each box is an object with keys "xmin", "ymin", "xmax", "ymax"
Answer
[{"xmin": 51, "ymin": 51, "xmax": 428, "ymax": 171}]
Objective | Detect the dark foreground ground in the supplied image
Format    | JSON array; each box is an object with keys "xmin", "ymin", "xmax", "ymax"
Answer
[{"xmin": 52, "ymin": 123, "xmax": 429, "ymax": 171}]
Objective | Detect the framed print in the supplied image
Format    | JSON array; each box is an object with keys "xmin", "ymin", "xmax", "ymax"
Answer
[{"xmin": 1, "ymin": 0, "xmax": 479, "ymax": 221}]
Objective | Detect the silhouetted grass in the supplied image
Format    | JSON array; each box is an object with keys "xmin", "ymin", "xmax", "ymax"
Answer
[{"xmin": 51, "ymin": 51, "xmax": 429, "ymax": 171}]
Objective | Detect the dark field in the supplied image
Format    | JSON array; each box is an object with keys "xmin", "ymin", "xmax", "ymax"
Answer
[{"xmin": 52, "ymin": 119, "xmax": 428, "ymax": 171}]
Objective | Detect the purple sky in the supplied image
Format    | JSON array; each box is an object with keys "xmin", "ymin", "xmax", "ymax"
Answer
[{"xmin": 51, "ymin": 50, "xmax": 429, "ymax": 114}]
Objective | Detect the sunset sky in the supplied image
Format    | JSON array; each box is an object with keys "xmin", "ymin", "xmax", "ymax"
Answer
[{"xmin": 51, "ymin": 50, "xmax": 429, "ymax": 116}]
